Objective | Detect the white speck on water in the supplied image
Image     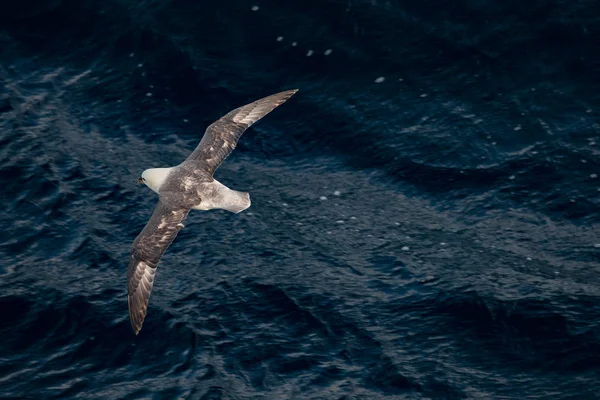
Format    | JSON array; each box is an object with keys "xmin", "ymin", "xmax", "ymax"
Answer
[
  {"xmin": 183, "ymin": 119, "xmax": 188, "ymax": 123},
  {"xmin": 296, "ymin": 222, "xmax": 303, "ymax": 225},
  {"xmin": 137, "ymin": 63, "xmax": 143, "ymax": 68},
  {"xmin": 291, "ymin": 42, "xmax": 297, "ymax": 46},
  {"xmin": 440, "ymin": 242, "xmax": 446, "ymax": 246},
  {"xmin": 526, "ymin": 257, "xmax": 532, "ymax": 261},
  {"xmin": 581, "ymin": 159, "xmax": 587, "ymax": 163},
  {"xmin": 336, "ymin": 220, "xmax": 344, "ymax": 224},
  {"xmin": 333, "ymin": 190, "xmax": 341, "ymax": 196},
  {"xmin": 514, "ymin": 125, "xmax": 522, "ymax": 131},
  {"xmin": 570, "ymin": 199, "xmax": 576, "ymax": 203},
  {"xmin": 591, "ymin": 174, "xmax": 598, "ymax": 179},
  {"xmin": 402, "ymin": 246, "xmax": 410, "ymax": 251},
  {"xmin": 327, "ymin": 231, "xmax": 332, "ymax": 235},
  {"xmin": 594, "ymin": 244, "xmax": 600, "ymax": 248},
  {"xmin": 420, "ymin": 93, "xmax": 428, "ymax": 98},
  {"xmin": 146, "ymin": 92, "xmax": 152, "ymax": 97},
  {"xmin": 491, "ymin": 142, "xmax": 497, "ymax": 145},
  {"xmin": 276, "ymin": 36, "xmax": 283, "ymax": 41},
  {"xmin": 282, "ymin": 203, "xmax": 288, "ymax": 207},
  {"xmin": 129, "ymin": 53, "xmax": 135, "ymax": 57},
  {"xmin": 149, "ymin": 84, "xmax": 154, "ymax": 88},
  {"xmin": 398, "ymin": 78, "xmax": 404, "ymax": 81},
  {"xmin": 394, "ymin": 222, "xmax": 400, "ymax": 226},
  {"xmin": 374, "ymin": 76, "xmax": 385, "ymax": 83},
  {"xmin": 251, "ymin": 5, "xmax": 259, "ymax": 11},
  {"xmin": 324, "ymin": 49, "xmax": 332, "ymax": 55},
  {"xmin": 509, "ymin": 175, "xmax": 515, "ymax": 180},
  {"xmin": 247, "ymin": 212, "xmax": 253, "ymax": 215},
  {"xmin": 590, "ymin": 141, "xmax": 596, "ymax": 146},
  {"xmin": 306, "ymin": 50, "xmax": 314, "ymax": 56},
  {"xmin": 320, "ymin": 196, "xmax": 327, "ymax": 201},
  {"xmin": 586, "ymin": 109, "xmax": 592, "ymax": 113},
  {"xmin": 350, "ymin": 216, "xmax": 356, "ymax": 220}
]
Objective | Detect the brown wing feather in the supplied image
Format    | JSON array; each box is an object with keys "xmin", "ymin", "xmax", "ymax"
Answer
[
  {"xmin": 187, "ymin": 89, "xmax": 298, "ymax": 175},
  {"xmin": 127, "ymin": 200, "xmax": 189, "ymax": 335}
]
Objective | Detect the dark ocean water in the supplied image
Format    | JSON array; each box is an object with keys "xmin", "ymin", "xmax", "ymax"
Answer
[{"xmin": 1, "ymin": 0, "xmax": 600, "ymax": 398}]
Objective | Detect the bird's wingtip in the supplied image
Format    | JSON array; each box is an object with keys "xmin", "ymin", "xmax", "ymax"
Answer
[
  {"xmin": 279, "ymin": 88, "xmax": 299, "ymax": 101},
  {"xmin": 131, "ymin": 320, "xmax": 142, "ymax": 335}
]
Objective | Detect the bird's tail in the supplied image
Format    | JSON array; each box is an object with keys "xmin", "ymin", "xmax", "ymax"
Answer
[
  {"xmin": 193, "ymin": 180, "xmax": 251, "ymax": 213},
  {"xmin": 223, "ymin": 191, "xmax": 251, "ymax": 214}
]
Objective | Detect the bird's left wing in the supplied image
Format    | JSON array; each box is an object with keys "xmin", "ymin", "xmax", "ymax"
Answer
[
  {"xmin": 127, "ymin": 200, "xmax": 189, "ymax": 335},
  {"xmin": 185, "ymin": 89, "xmax": 298, "ymax": 175}
]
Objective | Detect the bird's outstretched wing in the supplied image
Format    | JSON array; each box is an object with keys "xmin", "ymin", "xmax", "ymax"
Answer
[
  {"xmin": 127, "ymin": 200, "xmax": 189, "ymax": 335},
  {"xmin": 186, "ymin": 89, "xmax": 298, "ymax": 175}
]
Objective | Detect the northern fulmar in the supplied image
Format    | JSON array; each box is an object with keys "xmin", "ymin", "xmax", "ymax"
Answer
[{"xmin": 127, "ymin": 89, "xmax": 298, "ymax": 335}]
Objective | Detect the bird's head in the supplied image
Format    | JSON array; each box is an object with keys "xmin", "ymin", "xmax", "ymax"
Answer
[{"xmin": 137, "ymin": 168, "xmax": 172, "ymax": 194}]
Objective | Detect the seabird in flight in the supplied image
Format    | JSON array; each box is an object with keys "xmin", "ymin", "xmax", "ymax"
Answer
[{"xmin": 127, "ymin": 89, "xmax": 298, "ymax": 335}]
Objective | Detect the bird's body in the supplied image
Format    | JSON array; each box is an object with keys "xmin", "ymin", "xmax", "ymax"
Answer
[{"xmin": 127, "ymin": 89, "xmax": 298, "ymax": 335}]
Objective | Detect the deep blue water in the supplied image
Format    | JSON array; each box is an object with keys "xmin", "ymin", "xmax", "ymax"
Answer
[{"xmin": 1, "ymin": 0, "xmax": 600, "ymax": 398}]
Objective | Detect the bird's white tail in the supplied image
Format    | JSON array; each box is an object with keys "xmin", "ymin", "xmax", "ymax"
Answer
[
  {"xmin": 192, "ymin": 180, "xmax": 251, "ymax": 213},
  {"xmin": 220, "ymin": 190, "xmax": 251, "ymax": 213}
]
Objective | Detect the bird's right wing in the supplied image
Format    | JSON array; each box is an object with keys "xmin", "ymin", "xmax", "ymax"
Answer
[
  {"xmin": 186, "ymin": 89, "xmax": 298, "ymax": 175},
  {"xmin": 127, "ymin": 200, "xmax": 189, "ymax": 335}
]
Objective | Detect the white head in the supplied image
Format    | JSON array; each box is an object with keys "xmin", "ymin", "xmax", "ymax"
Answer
[{"xmin": 137, "ymin": 168, "xmax": 172, "ymax": 193}]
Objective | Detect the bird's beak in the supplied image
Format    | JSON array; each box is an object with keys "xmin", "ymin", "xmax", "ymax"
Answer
[{"xmin": 137, "ymin": 177, "xmax": 143, "ymax": 184}]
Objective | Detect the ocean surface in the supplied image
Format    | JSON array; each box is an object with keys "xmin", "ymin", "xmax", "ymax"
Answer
[{"xmin": 1, "ymin": 1, "xmax": 600, "ymax": 399}]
